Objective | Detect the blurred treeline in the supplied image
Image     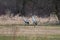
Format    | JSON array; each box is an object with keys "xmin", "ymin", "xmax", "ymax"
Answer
[{"xmin": 0, "ymin": 0, "xmax": 60, "ymax": 23}]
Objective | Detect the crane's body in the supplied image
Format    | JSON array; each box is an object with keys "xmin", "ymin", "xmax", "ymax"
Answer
[
  {"xmin": 23, "ymin": 17, "xmax": 29, "ymax": 25},
  {"xmin": 32, "ymin": 16, "xmax": 37, "ymax": 25}
]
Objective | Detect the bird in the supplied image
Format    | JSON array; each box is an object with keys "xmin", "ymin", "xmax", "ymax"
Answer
[
  {"xmin": 23, "ymin": 17, "xmax": 29, "ymax": 25},
  {"xmin": 32, "ymin": 15, "xmax": 37, "ymax": 25}
]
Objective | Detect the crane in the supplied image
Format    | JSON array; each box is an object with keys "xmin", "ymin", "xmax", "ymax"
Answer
[
  {"xmin": 23, "ymin": 17, "xmax": 29, "ymax": 25},
  {"xmin": 32, "ymin": 15, "xmax": 37, "ymax": 25}
]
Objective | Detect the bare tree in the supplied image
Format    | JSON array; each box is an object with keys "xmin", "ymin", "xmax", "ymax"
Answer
[{"xmin": 54, "ymin": 0, "xmax": 60, "ymax": 24}]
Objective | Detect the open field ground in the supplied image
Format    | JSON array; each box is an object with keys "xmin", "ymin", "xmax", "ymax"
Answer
[
  {"xmin": 0, "ymin": 35, "xmax": 60, "ymax": 40},
  {"xmin": 0, "ymin": 25, "xmax": 60, "ymax": 40},
  {"xmin": 0, "ymin": 25, "xmax": 60, "ymax": 35}
]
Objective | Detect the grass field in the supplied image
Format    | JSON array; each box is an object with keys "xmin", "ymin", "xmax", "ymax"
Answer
[
  {"xmin": 0, "ymin": 12, "xmax": 59, "ymax": 40},
  {"xmin": 0, "ymin": 35, "xmax": 60, "ymax": 40},
  {"xmin": 0, "ymin": 24, "xmax": 60, "ymax": 40}
]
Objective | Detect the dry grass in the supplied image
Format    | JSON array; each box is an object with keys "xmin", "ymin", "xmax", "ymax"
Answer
[
  {"xmin": 0, "ymin": 26, "xmax": 60, "ymax": 36},
  {"xmin": 0, "ymin": 13, "xmax": 59, "ymax": 25}
]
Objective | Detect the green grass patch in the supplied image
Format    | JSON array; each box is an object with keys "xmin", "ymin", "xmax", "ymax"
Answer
[
  {"xmin": 0, "ymin": 23, "xmax": 60, "ymax": 26},
  {"xmin": 0, "ymin": 36, "xmax": 13, "ymax": 40},
  {"xmin": 0, "ymin": 35, "xmax": 60, "ymax": 40},
  {"xmin": 0, "ymin": 24, "xmax": 60, "ymax": 27}
]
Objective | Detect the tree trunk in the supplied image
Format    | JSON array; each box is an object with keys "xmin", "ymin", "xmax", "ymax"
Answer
[{"xmin": 54, "ymin": 0, "xmax": 60, "ymax": 24}]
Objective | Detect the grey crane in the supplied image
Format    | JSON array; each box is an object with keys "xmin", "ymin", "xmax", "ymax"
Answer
[
  {"xmin": 32, "ymin": 15, "xmax": 37, "ymax": 25},
  {"xmin": 23, "ymin": 17, "xmax": 29, "ymax": 25}
]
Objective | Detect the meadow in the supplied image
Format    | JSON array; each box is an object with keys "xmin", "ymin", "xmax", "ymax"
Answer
[
  {"xmin": 0, "ymin": 15, "xmax": 60, "ymax": 40},
  {"xmin": 0, "ymin": 35, "xmax": 60, "ymax": 40},
  {"xmin": 0, "ymin": 25, "xmax": 60, "ymax": 40}
]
